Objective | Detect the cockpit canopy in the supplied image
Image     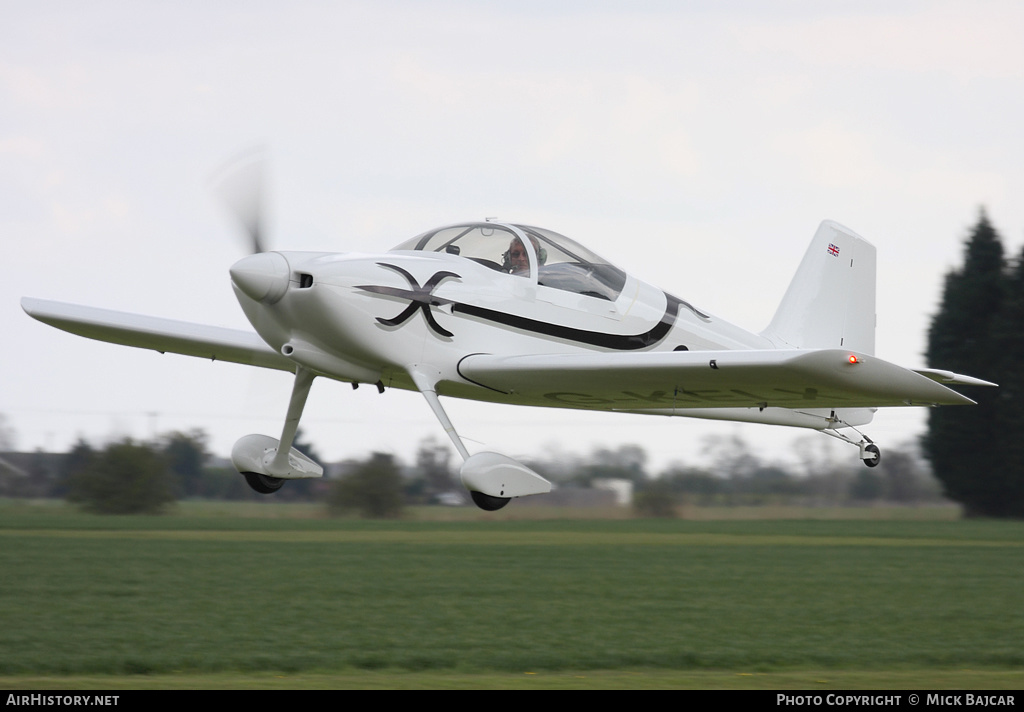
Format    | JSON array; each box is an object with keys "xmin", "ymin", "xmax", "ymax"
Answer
[{"xmin": 391, "ymin": 222, "xmax": 627, "ymax": 301}]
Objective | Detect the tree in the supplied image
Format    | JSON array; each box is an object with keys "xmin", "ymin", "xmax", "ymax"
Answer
[
  {"xmin": 876, "ymin": 444, "xmax": 940, "ymax": 504},
  {"xmin": 576, "ymin": 444, "xmax": 649, "ymax": 485},
  {"xmin": 848, "ymin": 470, "xmax": 884, "ymax": 502},
  {"xmin": 701, "ymin": 433, "xmax": 760, "ymax": 480},
  {"xmin": 161, "ymin": 429, "xmax": 208, "ymax": 498},
  {"xmin": 55, "ymin": 438, "xmax": 97, "ymax": 498},
  {"xmin": 67, "ymin": 439, "xmax": 175, "ymax": 514},
  {"xmin": 633, "ymin": 480, "xmax": 678, "ymax": 518},
  {"xmin": 984, "ymin": 242, "xmax": 1024, "ymax": 515},
  {"xmin": 660, "ymin": 464, "xmax": 725, "ymax": 505},
  {"xmin": 923, "ymin": 210, "xmax": 1022, "ymax": 517},
  {"xmin": 412, "ymin": 438, "xmax": 457, "ymax": 503},
  {"xmin": 328, "ymin": 452, "xmax": 404, "ymax": 518}
]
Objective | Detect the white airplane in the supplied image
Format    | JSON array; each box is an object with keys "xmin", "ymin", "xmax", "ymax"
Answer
[{"xmin": 21, "ymin": 177, "xmax": 994, "ymax": 510}]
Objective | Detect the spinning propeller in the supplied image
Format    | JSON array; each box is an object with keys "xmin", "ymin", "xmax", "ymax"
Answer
[
  {"xmin": 213, "ymin": 149, "xmax": 268, "ymax": 255},
  {"xmin": 214, "ymin": 152, "xmax": 291, "ymax": 306}
]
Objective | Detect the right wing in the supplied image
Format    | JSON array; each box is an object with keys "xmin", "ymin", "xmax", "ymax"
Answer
[
  {"xmin": 22, "ymin": 297, "xmax": 295, "ymax": 372},
  {"xmin": 458, "ymin": 348, "xmax": 986, "ymax": 409}
]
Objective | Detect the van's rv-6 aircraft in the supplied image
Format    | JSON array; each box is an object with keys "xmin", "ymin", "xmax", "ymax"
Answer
[{"xmin": 21, "ymin": 173, "xmax": 994, "ymax": 510}]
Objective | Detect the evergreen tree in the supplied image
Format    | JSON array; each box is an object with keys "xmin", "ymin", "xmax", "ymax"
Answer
[
  {"xmin": 985, "ymin": 243, "xmax": 1024, "ymax": 516},
  {"xmin": 923, "ymin": 211, "xmax": 1014, "ymax": 516}
]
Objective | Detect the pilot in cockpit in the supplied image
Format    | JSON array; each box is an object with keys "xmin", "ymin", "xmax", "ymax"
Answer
[{"xmin": 504, "ymin": 235, "xmax": 546, "ymax": 275}]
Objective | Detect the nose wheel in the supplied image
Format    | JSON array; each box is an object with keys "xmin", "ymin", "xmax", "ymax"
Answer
[
  {"xmin": 470, "ymin": 491, "xmax": 511, "ymax": 511},
  {"xmin": 243, "ymin": 472, "xmax": 286, "ymax": 494}
]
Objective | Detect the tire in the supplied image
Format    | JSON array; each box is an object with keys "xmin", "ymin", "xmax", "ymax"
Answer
[
  {"xmin": 470, "ymin": 490, "xmax": 511, "ymax": 511},
  {"xmin": 243, "ymin": 472, "xmax": 286, "ymax": 494}
]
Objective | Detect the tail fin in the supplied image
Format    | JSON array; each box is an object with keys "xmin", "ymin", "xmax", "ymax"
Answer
[{"xmin": 761, "ymin": 220, "xmax": 876, "ymax": 354}]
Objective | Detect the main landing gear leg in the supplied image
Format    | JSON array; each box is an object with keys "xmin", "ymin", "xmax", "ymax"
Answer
[
  {"xmin": 822, "ymin": 426, "xmax": 882, "ymax": 468},
  {"xmin": 407, "ymin": 365, "xmax": 551, "ymax": 511},
  {"xmin": 232, "ymin": 366, "xmax": 324, "ymax": 494}
]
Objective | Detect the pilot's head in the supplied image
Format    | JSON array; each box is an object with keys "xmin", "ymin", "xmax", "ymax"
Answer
[{"xmin": 506, "ymin": 235, "xmax": 542, "ymax": 275}]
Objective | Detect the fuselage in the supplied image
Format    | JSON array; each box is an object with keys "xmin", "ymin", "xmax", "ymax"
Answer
[{"xmin": 229, "ymin": 221, "xmax": 773, "ymax": 408}]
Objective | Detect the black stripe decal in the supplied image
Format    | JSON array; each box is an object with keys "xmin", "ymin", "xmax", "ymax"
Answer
[
  {"xmin": 456, "ymin": 353, "xmax": 511, "ymax": 394},
  {"xmin": 452, "ymin": 294, "xmax": 698, "ymax": 351},
  {"xmin": 358, "ymin": 260, "xmax": 707, "ymax": 350}
]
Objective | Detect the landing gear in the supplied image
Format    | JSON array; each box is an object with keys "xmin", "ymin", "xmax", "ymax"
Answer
[
  {"xmin": 863, "ymin": 443, "xmax": 881, "ymax": 468},
  {"xmin": 407, "ymin": 366, "xmax": 551, "ymax": 511},
  {"xmin": 470, "ymin": 491, "xmax": 511, "ymax": 511},
  {"xmin": 243, "ymin": 472, "xmax": 286, "ymax": 494},
  {"xmin": 822, "ymin": 420, "xmax": 882, "ymax": 468},
  {"xmin": 230, "ymin": 367, "xmax": 324, "ymax": 492}
]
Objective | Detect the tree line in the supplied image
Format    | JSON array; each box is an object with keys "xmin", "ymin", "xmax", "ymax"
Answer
[
  {"xmin": 1, "ymin": 427, "xmax": 944, "ymax": 517},
  {"xmin": 924, "ymin": 210, "xmax": 1024, "ymax": 518}
]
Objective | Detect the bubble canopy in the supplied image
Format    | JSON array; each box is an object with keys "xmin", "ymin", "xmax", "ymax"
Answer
[{"xmin": 391, "ymin": 222, "xmax": 627, "ymax": 301}]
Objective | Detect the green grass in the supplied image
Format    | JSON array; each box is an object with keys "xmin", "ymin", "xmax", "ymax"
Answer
[
  {"xmin": 0, "ymin": 500, "xmax": 1022, "ymax": 688},
  {"xmin": 1, "ymin": 669, "xmax": 1021, "ymax": 690}
]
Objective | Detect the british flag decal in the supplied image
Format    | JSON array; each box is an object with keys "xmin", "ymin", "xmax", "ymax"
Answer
[{"xmin": 827, "ymin": 243, "xmax": 840, "ymax": 257}]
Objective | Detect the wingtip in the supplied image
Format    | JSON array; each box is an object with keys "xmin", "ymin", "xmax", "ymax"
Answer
[{"xmin": 20, "ymin": 296, "xmax": 43, "ymax": 318}]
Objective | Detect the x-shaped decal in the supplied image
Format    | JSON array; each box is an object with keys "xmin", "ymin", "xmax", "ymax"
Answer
[{"xmin": 357, "ymin": 263, "xmax": 460, "ymax": 337}]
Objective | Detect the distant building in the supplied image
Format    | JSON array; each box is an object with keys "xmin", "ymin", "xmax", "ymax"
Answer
[
  {"xmin": 0, "ymin": 451, "xmax": 68, "ymax": 498},
  {"xmin": 592, "ymin": 478, "xmax": 634, "ymax": 506}
]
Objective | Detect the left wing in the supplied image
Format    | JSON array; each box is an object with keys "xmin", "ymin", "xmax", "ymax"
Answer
[
  {"xmin": 458, "ymin": 349, "xmax": 990, "ymax": 410},
  {"xmin": 22, "ymin": 297, "xmax": 295, "ymax": 372}
]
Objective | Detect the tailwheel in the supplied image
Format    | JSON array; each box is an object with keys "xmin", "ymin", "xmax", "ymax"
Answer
[
  {"xmin": 243, "ymin": 472, "xmax": 286, "ymax": 494},
  {"xmin": 470, "ymin": 491, "xmax": 511, "ymax": 511},
  {"xmin": 821, "ymin": 423, "xmax": 882, "ymax": 469}
]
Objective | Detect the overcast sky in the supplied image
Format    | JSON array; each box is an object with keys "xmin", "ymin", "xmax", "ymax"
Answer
[{"xmin": 3, "ymin": 1, "xmax": 1022, "ymax": 472}]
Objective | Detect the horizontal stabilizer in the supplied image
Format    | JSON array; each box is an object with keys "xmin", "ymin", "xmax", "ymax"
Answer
[
  {"xmin": 911, "ymin": 368, "xmax": 997, "ymax": 387},
  {"xmin": 22, "ymin": 297, "xmax": 294, "ymax": 372}
]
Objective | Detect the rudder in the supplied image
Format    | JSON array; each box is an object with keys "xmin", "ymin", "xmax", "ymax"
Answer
[{"xmin": 761, "ymin": 220, "xmax": 876, "ymax": 354}]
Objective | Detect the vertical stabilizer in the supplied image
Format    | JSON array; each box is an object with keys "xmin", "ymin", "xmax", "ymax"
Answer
[{"xmin": 762, "ymin": 221, "xmax": 876, "ymax": 354}]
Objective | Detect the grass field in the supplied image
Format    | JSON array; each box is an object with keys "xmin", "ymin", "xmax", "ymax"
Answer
[{"xmin": 0, "ymin": 500, "xmax": 1021, "ymax": 689}]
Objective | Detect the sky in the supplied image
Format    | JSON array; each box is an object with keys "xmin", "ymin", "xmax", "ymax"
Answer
[{"xmin": 2, "ymin": 1, "xmax": 1023, "ymax": 473}]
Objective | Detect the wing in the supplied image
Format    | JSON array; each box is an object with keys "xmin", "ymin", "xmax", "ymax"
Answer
[
  {"xmin": 458, "ymin": 348, "xmax": 989, "ymax": 410},
  {"xmin": 22, "ymin": 297, "xmax": 294, "ymax": 372}
]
